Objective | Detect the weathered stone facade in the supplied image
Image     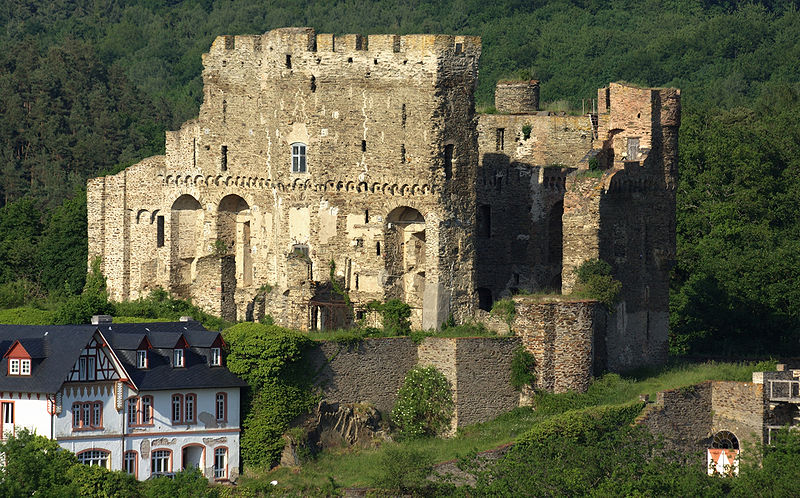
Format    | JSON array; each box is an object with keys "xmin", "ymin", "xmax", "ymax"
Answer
[
  {"xmin": 308, "ymin": 336, "xmax": 521, "ymax": 429},
  {"xmin": 88, "ymin": 27, "xmax": 679, "ymax": 376}
]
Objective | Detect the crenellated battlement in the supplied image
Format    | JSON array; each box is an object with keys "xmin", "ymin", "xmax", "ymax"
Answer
[{"xmin": 203, "ymin": 27, "xmax": 481, "ymax": 72}]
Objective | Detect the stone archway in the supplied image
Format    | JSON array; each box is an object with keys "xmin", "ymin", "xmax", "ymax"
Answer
[
  {"xmin": 217, "ymin": 194, "xmax": 251, "ymax": 320},
  {"xmin": 385, "ymin": 207, "xmax": 426, "ymax": 324},
  {"xmin": 170, "ymin": 194, "xmax": 203, "ymax": 299}
]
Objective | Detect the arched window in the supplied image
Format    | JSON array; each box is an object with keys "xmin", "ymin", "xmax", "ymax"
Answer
[
  {"xmin": 77, "ymin": 449, "xmax": 110, "ymax": 469},
  {"xmin": 291, "ymin": 143, "xmax": 307, "ymax": 173},
  {"xmin": 712, "ymin": 431, "xmax": 740, "ymax": 450}
]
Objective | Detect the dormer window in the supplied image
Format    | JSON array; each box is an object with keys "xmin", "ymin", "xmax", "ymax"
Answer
[
  {"xmin": 5, "ymin": 341, "xmax": 33, "ymax": 376},
  {"xmin": 136, "ymin": 350, "xmax": 148, "ymax": 369},
  {"xmin": 9, "ymin": 359, "xmax": 19, "ymax": 375},
  {"xmin": 174, "ymin": 348, "xmax": 184, "ymax": 368},
  {"xmin": 211, "ymin": 347, "xmax": 222, "ymax": 367}
]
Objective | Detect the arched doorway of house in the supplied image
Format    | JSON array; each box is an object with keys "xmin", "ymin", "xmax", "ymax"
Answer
[
  {"xmin": 385, "ymin": 207, "xmax": 426, "ymax": 322},
  {"xmin": 217, "ymin": 194, "xmax": 251, "ymax": 320},
  {"xmin": 708, "ymin": 430, "xmax": 740, "ymax": 476},
  {"xmin": 182, "ymin": 445, "xmax": 204, "ymax": 473},
  {"xmin": 170, "ymin": 195, "xmax": 203, "ymax": 299}
]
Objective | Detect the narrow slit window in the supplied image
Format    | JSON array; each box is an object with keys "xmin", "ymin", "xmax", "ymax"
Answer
[
  {"xmin": 401, "ymin": 104, "xmax": 407, "ymax": 127},
  {"xmin": 156, "ymin": 216, "xmax": 165, "ymax": 248},
  {"xmin": 310, "ymin": 75, "xmax": 316, "ymax": 92},
  {"xmin": 496, "ymin": 128, "xmax": 505, "ymax": 151},
  {"xmin": 376, "ymin": 241, "xmax": 381, "ymax": 256},
  {"xmin": 400, "ymin": 144, "xmax": 406, "ymax": 163},
  {"xmin": 285, "ymin": 54, "xmax": 292, "ymax": 69},
  {"xmin": 222, "ymin": 100, "xmax": 227, "ymax": 123},
  {"xmin": 221, "ymin": 145, "xmax": 228, "ymax": 171},
  {"xmin": 444, "ymin": 144, "xmax": 454, "ymax": 181},
  {"xmin": 361, "ymin": 140, "xmax": 366, "ymax": 152},
  {"xmin": 364, "ymin": 210, "xmax": 369, "ymax": 223}
]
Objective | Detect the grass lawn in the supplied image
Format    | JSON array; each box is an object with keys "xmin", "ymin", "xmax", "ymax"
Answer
[{"xmin": 242, "ymin": 359, "xmax": 773, "ymax": 494}]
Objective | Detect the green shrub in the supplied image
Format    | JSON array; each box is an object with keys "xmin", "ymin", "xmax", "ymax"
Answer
[
  {"xmin": 0, "ymin": 307, "xmax": 56, "ymax": 325},
  {"xmin": 113, "ymin": 288, "xmax": 230, "ymax": 330},
  {"xmin": 67, "ymin": 464, "xmax": 140, "ymax": 498},
  {"xmin": 367, "ymin": 298, "xmax": 411, "ymax": 336},
  {"xmin": 140, "ymin": 467, "xmax": 217, "ymax": 497},
  {"xmin": 392, "ymin": 366, "xmax": 454, "ymax": 439},
  {"xmin": 53, "ymin": 258, "xmax": 113, "ymax": 324},
  {"xmin": 371, "ymin": 445, "xmax": 434, "ymax": 493},
  {"xmin": 491, "ymin": 298, "xmax": 516, "ymax": 328},
  {"xmin": 223, "ymin": 323, "xmax": 317, "ymax": 467},
  {"xmin": 572, "ymin": 258, "xmax": 622, "ymax": 310},
  {"xmin": 0, "ymin": 279, "xmax": 44, "ymax": 309},
  {"xmin": 510, "ymin": 347, "xmax": 536, "ymax": 391},
  {"xmin": 521, "ymin": 123, "xmax": 532, "ymax": 140}
]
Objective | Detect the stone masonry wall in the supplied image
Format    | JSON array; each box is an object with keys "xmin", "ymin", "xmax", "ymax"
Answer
[
  {"xmin": 636, "ymin": 382, "xmax": 713, "ymax": 455},
  {"xmin": 309, "ymin": 336, "xmax": 521, "ymax": 428},
  {"xmin": 88, "ymin": 27, "xmax": 481, "ymax": 328},
  {"xmin": 512, "ymin": 297, "xmax": 599, "ymax": 393},
  {"xmin": 711, "ymin": 381, "xmax": 766, "ymax": 448}
]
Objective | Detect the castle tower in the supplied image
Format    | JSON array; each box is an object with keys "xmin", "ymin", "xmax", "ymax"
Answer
[{"xmin": 88, "ymin": 28, "xmax": 481, "ymax": 329}]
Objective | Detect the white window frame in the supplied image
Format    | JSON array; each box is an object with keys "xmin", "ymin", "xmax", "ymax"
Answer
[
  {"xmin": 151, "ymin": 450, "xmax": 171, "ymax": 475},
  {"xmin": 174, "ymin": 348, "xmax": 184, "ymax": 368},
  {"xmin": 136, "ymin": 350, "xmax": 147, "ymax": 369},
  {"xmin": 123, "ymin": 451, "xmax": 136, "ymax": 475},
  {"xmin": 291, "ymin": 143, "xmax": 307, "ymax": 173},
  {"xmin": 211, "ymin": 347, "xmax": 221, "ymax": 366},
  {"xmin": 185, "ymin": 394, "xmax": 196, "ymax": 423},
  {"xmin": 213, "ymin": 447, "xmax": 227, "ymax": 479},
  {"xmin": 9, "ymin": 359, "xmax": 19, "ymax": 375},
  {"xmin": 215, "ymin": 393, "xmax": 226, "ymax": 422},
  {"xmin": 20, "ymin": 359, "xmax": 30, "ymax": 376},
  {"xmin": 77, "ymin": 450, "xmax": 110, "ymax": 468},
  {"xmin": 171, "ymin": 394, "xmax": 182, "ymax": 424}
]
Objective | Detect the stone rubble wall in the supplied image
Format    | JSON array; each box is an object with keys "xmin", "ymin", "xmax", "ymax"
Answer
[
  {"xmin": 309, "ymin": 336, "xmax": 521, "ymax": 428},
  {"xmin": 512, "ymin": 297, "xmax": 599, "ymax": 393}
]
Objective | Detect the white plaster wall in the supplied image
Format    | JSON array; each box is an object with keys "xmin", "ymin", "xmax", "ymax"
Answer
[
  {"xmin": 55, "ymin": 383, "xmax": 121, "ymax": 439},
  {"xmin": 0, "ymin": 394, "xmax": 51, "ymax": 439}
]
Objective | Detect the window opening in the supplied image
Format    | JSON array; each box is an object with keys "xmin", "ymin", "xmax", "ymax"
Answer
[
  {"xmin": 20, "ymin": 359, "xmax": 30, "ymax": 375},
  {"xmin": 221, "ymin": 145, "xmax": 228, "ymax": 171},
  {"xmin": 141, "ymin": 396, "xmax": 152, "ymax": 424},
  {"xmin": 285, "ymin": 54, "xmax": 292, "ymax": 69},
  {"xmin": 291, "ymin": 244, "xmax": 309, "ymax": 257},
  {"xmin": 444, "ymin": 144, "xmax": 454, "ymax": 180},
  {"xmin": 174, "ymin": 348, "xmax": 184, "ymax": 367},
  {"xmin": 364, "ymin": 210, "xmax": 369, "ymax": 223},
  {"xmin": 400, "ymin": 144, "xmax": 406, "ymax": 163},
  {"xmin": 136, "ymin": 350, "xmax": 147, "ymax": 369},
  {"xmin": 224, "ymin": 36, "xmax": 234, "ymax": 50},
  {"xmin": 151, "ymin": 450, "xmax": 171, "ymax": 475},
  {"xmin": 214, "ymin": 448, "xmax": 227, "ymax": 479},
  {"xmin": 222, "ymin": 100, "xmax": 227, "ymax": 123},
  {"xmin": 2, "ymin": 402, "xmax": 12, "ymax": 426},
  {"xmin": 211, "ymin": 347, "xmax": 222, "ymax": 366},
  {"xmin": 455, "ymin": 42, "xmax": 463, "ymax": 54},
  {"xmin": 172, "ymin": 394, "xmax": 183, "ymax": 423},
  {"xmin": 401, "ymin": 104, "xmax": 407, "ymax": 127},
  {"xmin": 185, "ymin": 394, "xmax": 196, "ymax": 423},
  {"xmin": 310, "ymin": 75, "xmax": 316, "ymax": 92},
  {"xmin": 478, "ymin": 205, "xmax": 491, "ymax": 238},
  {"xmin": 216, "ymin": 393, "xmax": 227, "ymax": 421},
  {"xmin": 347, "ymin": 57, "xmax": 353, "ymax": 63},
  {"xmin": 9, "ymin": 359, "xmax": 19, "ymax": 375},
  {"xmin": 124, "ymin": 451, "xmax": 137, "ymax": 475},
  {"xmin": 78, "ymin": 450, "xmax": 109, "ymax": 468},
  {"xmin": 157, "ymin": 216, "xmax": 165, "ymax": 247},
  {"xmin": 376, "ymin": 241, "xmax": 381, "ymax": 256},
  {"xmin": 361, "ymin": 140, "xmax": 366, "ymax": 152},
  {"xmin": 291, "ymin": 143, "xmax": 307, "ymax": 173},
  {"xmin": 496, "ymin": 128, "xmax": 505, "ymax": 151}
]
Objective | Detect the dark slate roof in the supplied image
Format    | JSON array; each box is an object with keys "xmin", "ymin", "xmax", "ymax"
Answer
[
  {"xmin": 100, "ymin": 322, "xmax": 246, "ymax": 391},
  {"xmin": 0, "ymin": 321, "xmax": 246, "ymax": 394},
  {"xmin": 0, "ymin": 325, "xmax": 96, "ymax": 393}
]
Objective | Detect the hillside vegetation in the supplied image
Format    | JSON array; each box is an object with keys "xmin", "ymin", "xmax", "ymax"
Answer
[{"xmin": 2, "ymin": 0, "xmax": 800, "ymax": 356}]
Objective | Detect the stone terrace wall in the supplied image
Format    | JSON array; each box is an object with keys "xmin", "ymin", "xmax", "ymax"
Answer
[
  {"xmin": 309, "ymin": 336, "xmax": 521, "ymax": 428},
  {"xmin": 512, "ymin": 297, "xmax": 600, "ymax": 393},
  {"xmin": 636, "ymin": 382, "xmax": 713, "ymax": 455},
  {"xmin": 307, "ymin": 337, "xmax": 418, "ymax": 413},
  {"xmin": 711, "ymin": 381, "xmax": 766, "ymax": 447}
]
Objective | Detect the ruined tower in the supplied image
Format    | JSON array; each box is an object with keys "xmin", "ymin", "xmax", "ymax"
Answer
[{"xmin": 88, "ymin": 28, "xmax": 481, "ymax": 329}]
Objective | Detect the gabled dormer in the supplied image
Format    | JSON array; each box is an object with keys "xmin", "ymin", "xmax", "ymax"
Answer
[
  {"xmin": 4, "ymin": 341, "xmax": 32, "ymax": 376},
  {"xmin": 173, "ymin": 335, "xmax": 189, "ymax": 368},
  {"xmin": 136, "ymin": 336, "xmax": 153, "ymax": 369},
  {"xmin": 66, "ymin": 330, "xmax": 131, "ymax": 384},
  {"xmin": 210, "ymin": 334, "xmax": 226, "ymax": 367}
]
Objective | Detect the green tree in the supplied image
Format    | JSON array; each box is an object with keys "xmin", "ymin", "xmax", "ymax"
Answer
[
  {"xmin": 0, "ymin": 429, "xmax": 79, "ymax": 497},
  {"xmin": 391, "ymin": 366, "xmax": 454, "ymax": 439}
]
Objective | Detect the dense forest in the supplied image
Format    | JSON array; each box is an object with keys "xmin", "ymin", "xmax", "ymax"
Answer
[{"xmin": 2, "ymin": 0, "xmax": 800, "ymax": 356}]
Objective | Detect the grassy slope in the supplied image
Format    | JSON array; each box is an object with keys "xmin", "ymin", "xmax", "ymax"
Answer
[{"xmin": 251, "ymin": 360, "xmax": 772, "ymax": 493}]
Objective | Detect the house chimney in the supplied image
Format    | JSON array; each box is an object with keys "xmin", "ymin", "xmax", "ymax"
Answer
[{"xmin": 91, "ymin": 315, "xmax": 113, "ymax": 325}]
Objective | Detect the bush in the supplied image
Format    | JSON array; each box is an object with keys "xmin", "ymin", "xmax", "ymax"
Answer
[
  {"xmin": 491, "ymin": 298, "xmax": 516, "ymax": 328},
  {"xmin": 0, "ymin": 307, "xmax": 56, "ymax": 325},
  {"xmin": 367, "ymin": 299, "xmax": 412, "ymax": 335},
  {"xmin": 113, "ymin": 288, "xmax": 230, "ymax": 330},
  {"xmin": 223, "ymin": 323, "xmax": 317, "ymax": 467},
  {"xmin": 572, "ymin": 258, "xmax": 622, "ymax": 310},
  {"xmin": 140, "ymin": 467, "xmax": 217, "ymax": 498},
  {"xmin": 510, "ymin": 347, "xmax": 536, "ymax": 391},
  {"xmin": 372, "ymin": 445, "xmax": 434, "ymax": 493},
  {"xmin": 391, "ymin": 366, "xmax": 454, "ymax": 439},
  {"xmin": 53, "ymin": 258, "xmax": 113, "ymax": 324},
  {"xmin": 67, "ymin": 464, "xmax": 140, "ymax": 497}
]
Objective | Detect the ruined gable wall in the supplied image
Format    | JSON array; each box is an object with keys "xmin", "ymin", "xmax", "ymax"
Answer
[
  {"xmin": 636, "ymin": 382, "xmax": 713, "ymax": 456},
  {"xmin": 711, "ymin": 381, "xmax": 766, "ymax": 448}
]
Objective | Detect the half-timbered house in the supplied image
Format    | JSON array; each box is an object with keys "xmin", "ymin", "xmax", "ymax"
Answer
[{"xmin": 0, "ymin": 317, "xmax": 246, "ymax": 482}]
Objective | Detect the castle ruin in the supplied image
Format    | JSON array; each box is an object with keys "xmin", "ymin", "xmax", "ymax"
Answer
[{"xmin": 88, "ymin": 27, "xmax": 680, "ymax": 374}]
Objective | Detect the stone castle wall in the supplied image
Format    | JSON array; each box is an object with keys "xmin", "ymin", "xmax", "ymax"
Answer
[
  {"xmin": 89, "ymin": 28, "xmax": 481, "ymax": 329},
  {"xmin": 309, "ymin": 336, "xmax": 521, "ymax": 428}
]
